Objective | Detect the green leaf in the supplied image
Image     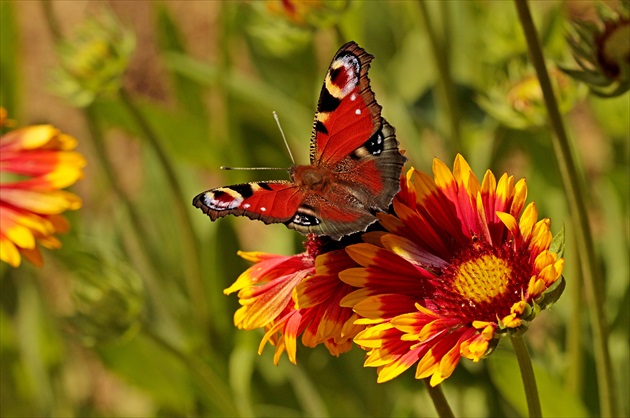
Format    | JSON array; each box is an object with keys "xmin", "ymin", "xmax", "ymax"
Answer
[
  {"xmin": 99, "ymin": 333, "xmax": 195, "ymax": 412},
  {"xmin": 537, "ymin": 275, "xmax": 566, "ymax": 311},
  {"xmin": 228, "ymin": 337, "xmax": 256, "ymax": 416},
  {"xmin": 162, "ymin": 52, "xmax": 312, "ymax": 154},
  {"xmin": 549, "ymin": 223, "xmax": 565, "ymax": 258},
  {"xmin": 487, "ymin": 348, "xmax": 591, "ymax": 417},
  {"xmin": 91, "ymin": 98, "xmax": 216, "ymax": 167}
]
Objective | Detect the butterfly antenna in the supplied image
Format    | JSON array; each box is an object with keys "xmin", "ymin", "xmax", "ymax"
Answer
[
  {"xmin": 273, "ymin": 111, "xmax": 295, "ymax": 165},
  {"xmin": 220, "ymin": 166, "xmax": 286, "ymax": 170},
  {"xmin": 220, "ymin": 112, "xmax": 294, "ymax": 172}
]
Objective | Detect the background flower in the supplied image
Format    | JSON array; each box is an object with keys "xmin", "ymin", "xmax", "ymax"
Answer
[
  {"xmin": 0, "ymin": 110, "xmax": 85, "ymax": 267},
  {"xmin": 341, "ymin": 156, "xmax": 565, "ymax": 386}
]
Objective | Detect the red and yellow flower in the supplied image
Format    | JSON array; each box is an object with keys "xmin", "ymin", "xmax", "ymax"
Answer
[
  {"xmin": 0, "ymin": 108, "xmax": 86, "ymax": 267},
  {"xmin": 224, "ymin": 235, "xmax": 364, "ymax": 364},
  {"xmin": 340, "ymin": 154, "xmax": 565, "ymax": 386}
]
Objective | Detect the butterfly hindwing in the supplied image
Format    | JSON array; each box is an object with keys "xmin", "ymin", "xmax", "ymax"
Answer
[{"xmin": 286, "ymin": 119, "xmax": 404, "ymax": 239}]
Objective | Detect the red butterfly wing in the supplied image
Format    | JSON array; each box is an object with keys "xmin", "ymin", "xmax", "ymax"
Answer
[
  {"xmin": 193, "ymin": 181, "xmax": 304, "ymax": 224},
  {"xmin": 192, "ymin": 180, "xmax": 375, "ymax": 239},
  {"xmin": 310, "ymin": 42, "xmax": 380, "ymax": 166}
]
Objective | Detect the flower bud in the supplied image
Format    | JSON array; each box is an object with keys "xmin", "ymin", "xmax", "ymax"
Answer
[
  {"xmin": 479, "ymin": 62, "xmax": 585, "ymax": 129},
  {"xmin": 562, "ymin": 3, "xmax": 630, "ymax": 97},
  {"xmin": 51, "ymin": 10, "xmax": 135, "ymax": 107},
  {"xmin": 66, "ymin": 251, "xmax": 144, "ymax": 345}
]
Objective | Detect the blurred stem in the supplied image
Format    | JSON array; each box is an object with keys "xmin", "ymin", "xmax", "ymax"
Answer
[
  {"xmin": 333, "ymin": 23, "xmax": 345, "ymax": 46},
  {"xmin": 143, "ymin": 328, "xmax": 238, "ymax": 416},
  {"xmin": 118, "ymin": 88, "xmax": 209, "ymax": 334},
  {"xmin": 423, "ymin": 379, "xmax": 454, "ymax": 418},
  {"xmin": 83, "ymin": 105, "xmax": 175, "ymax": 328},
  {"xmin": 514, "ymin": 2, "xmax": 616, "ymax": 416},
  {"xmin": 566, "ymin": 249, "xmax": 584, "ymax": 396},
  {"xmin": 417, "ymin": 0, "xmax": 460, "ymax": 152},
  {"xmin": 41, "ymin": 0, "xmax": 61, "ymax": 41},
  {"xmin": 511, "ymin": 335, "xmax": 542, "ymax": 418}
]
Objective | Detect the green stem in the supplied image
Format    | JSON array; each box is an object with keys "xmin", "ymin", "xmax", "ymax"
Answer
[
  {"xmin": 423, "ymin": 379, "xmax": 455, "ymax": 418},
  {"xmin": 417, "ymin": 0, "xmax": 461, "ymax": 152},
  {"xmin": 514, "ymin": 2, "xmax": 615, "ymax": 416},
  {"xmin": 566, "ymin": 254, "xmax": 584, "ymax": 396},
  {"xmin": 83, "ymin": 105, "xmax": 175, "ymax": 327},
  {"xmin": 41, "ymin": 0, "xmax": 61, "ymax": 41},
  {"xmin": 511, "ymin": 335, "xmax": 542, "ymax": 418},
  {"xmin": 118, "ymin": 88, "xmax": 209, "ymax": 334},
  {"xmin": 143, "ymin": 328, "xmax": 237, "ymax": 416}
]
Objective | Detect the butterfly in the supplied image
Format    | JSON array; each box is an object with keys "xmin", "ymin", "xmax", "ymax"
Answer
[{"xmin": 193, "ymin": 41, "xmax": 406, "ymax": 240}]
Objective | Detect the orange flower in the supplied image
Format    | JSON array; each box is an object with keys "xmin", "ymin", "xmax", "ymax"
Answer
[
  {"xmin": 340, "ymin": 155, "xmax": 565, "ymax": 386},
  {"xmin": 0, "ymin": 109, "xmax": 86, "ymax": 267},
  {"xmin": 225, "ymin": 235, "xmax": 364, "ymax": 364}
]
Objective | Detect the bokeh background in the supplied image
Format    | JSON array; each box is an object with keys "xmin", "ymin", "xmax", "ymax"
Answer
[{"xmin": 1, "ymin": 1, "xmax": 628, "ymax": 417}]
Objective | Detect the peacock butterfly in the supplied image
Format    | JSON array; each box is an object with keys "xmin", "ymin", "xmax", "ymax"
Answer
[{"xmin": 193, "ymin": 41, "xmax": 406, "ymax": 240}]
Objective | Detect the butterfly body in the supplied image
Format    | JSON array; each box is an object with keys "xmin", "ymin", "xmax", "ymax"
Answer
[{"xmin": 193, "ymin": 42, "xmax": 406, "ymax": 240}]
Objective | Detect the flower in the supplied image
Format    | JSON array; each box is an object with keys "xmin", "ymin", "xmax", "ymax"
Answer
[
  {"xmin": 339, "ymin": 155, "xmax": 565, "ymax": 386},
  {"xmin": 562, "ymin": 3, "xmax": 630, "ymax": 97},
  {"xmin": 478, "ymin": 62, "xmax": 584, "ymax": 129},
  {"xmin": 0, "ymin": 109, "xmax": 86, "ymax": 267},
  {"xmin": 225, "ymin": 235, "xmax": 364, "ymax": 364},
  {"xmin": 67, "ymin": 246, "xmax": 144, "ymax": 346},
  {"xmin": 247, "ymin": 1, "xmax": 349, "ymax": 56},
  {"xmin": 265, "ymin": 0, "xmax": 349, "ymax": 27}
]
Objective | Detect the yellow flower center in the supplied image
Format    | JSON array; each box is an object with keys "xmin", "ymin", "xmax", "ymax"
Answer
[{"xmin": 452, "ymin": 255, "xmax": 511, "ymax": 303}]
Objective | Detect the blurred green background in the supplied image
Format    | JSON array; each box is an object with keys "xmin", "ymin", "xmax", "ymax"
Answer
[{"xmin": 1, "ymin": 1, "xmax": 628, "ymax": 417}]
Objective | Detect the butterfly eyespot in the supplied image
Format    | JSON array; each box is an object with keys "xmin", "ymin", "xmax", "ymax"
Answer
[
  {"xmin": 366, "ymin": 131, "xmax": 385, "ymax": 155},
  {"xmin": 292, "ymin": 212, "xmax": 321, "ymax": 226},
  {"xmin": 351, "ymin": 129, "xmax": 385, "ymax": 159},
  {"xmin": 202, "ymin": 190, "xmax": 244, "ymax": 211}
]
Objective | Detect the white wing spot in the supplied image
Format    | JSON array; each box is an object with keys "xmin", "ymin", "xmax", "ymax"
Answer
[
  {"xmin": 355, "ymin": 109, "xmax": 361, "ymax": 115},
  {"xmin": 260, "ymin": 207, "xmax": 267, "ymax": 212},
  {"xmin": 207, "ymin": 193, "xmax": 243, "ymax": 210},
  {"xmin": 243, "ymin": 203, "xmax": 250, "ymax": 209},
  {"xmin": 350, "ymin": 93, "xmax": 357, "ymax": 101}
]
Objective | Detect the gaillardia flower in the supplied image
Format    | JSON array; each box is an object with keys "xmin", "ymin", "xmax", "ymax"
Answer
[
  {"xmin": 0, "ymin": 109, "xmax": 86, "ymax": 267},
  {"xmin": 340, "ymin": 154, "xmax": 565, "ymax": 386},
  {"xmin": 225, "ymin": 235, "xmax": 364, "ymax": 364},
  {"xmin": 248, "ymin": 1, "xmax": 349, "ymax": 56}
]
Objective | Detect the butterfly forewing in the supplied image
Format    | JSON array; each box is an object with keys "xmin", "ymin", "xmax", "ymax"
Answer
[
  {"xmin": 193, "ymin": 181, "xmax": 304, "ymax": 224},
  {"xmin": 310, "ymin": 42, "xmax": 382, "ymax": 166}
]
